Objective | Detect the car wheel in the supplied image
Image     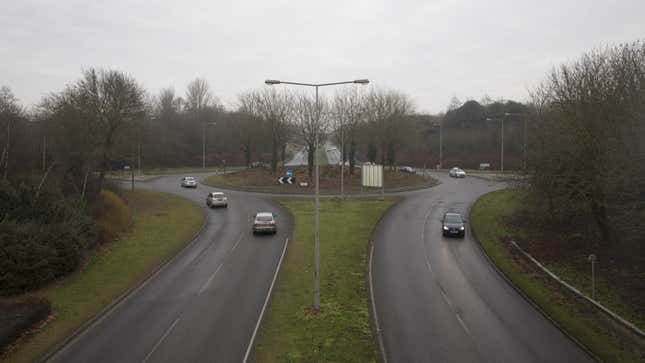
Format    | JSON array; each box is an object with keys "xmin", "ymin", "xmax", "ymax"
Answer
[{"xmin": 224, "ymin": 204, "xmax": 228, "ymax": 208}]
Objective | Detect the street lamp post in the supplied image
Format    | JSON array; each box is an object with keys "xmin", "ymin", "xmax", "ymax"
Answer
[
  {"xmin": 486, "ymin": 113, "xmax": 517, "ymax": 173},
  {"xmin": 202, "ymin": 121, "xmax": 217, "ymax": 169},
  {"xmin": 265, "ymin": 78, "xmax": 369, "ymax": 313}
]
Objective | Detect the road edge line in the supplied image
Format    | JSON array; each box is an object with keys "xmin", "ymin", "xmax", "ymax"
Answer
[
  {"xmin": 369, "ymin": 242, "xmax": 388, "ymax": 363},
  {"xmin": 39, "ymin": 195, "xmax": 209, "ymax": 363},
  {"xmin": 468, "ymin": 195, "xmax": 601, "ymax": 363},
  {"xmin": 242, "ymin": 236, "xmax": 290, "ymax": 363}
]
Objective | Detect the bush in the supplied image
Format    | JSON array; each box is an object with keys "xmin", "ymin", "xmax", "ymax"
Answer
[
  {"xmin": 95, "ymin": 190, "xmax": 131, "ymax": 243},
  {"xmin": 0, "ymin": 182, "xmax": 97, "ymax": 296}
]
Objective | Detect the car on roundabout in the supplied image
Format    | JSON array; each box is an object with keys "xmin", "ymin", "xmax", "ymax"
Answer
[
  {"xmin": 252, "ymin": 212, "xmax": 277, "ymax": 235},
  {"xmin": 441, "ymin": 212, "xmax": 466, "ymax": 238},
  {"xmin": 206, "ymin": 192, "xmax": 228, "ymax": 208},
  {"xmin": 449, "ymin": 167, "xmax": 466, "ymax": 178},
  {"xmin": 181, "ymin": 176, "xmax": 198, "ymax": 188}
]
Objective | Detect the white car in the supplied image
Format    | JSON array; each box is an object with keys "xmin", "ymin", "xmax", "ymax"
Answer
[
  {"xmin": 206, "ymin": 192, "xmax": 228, "ymax": 208},
  {"xmin": 449, "ymin": 167, "xmax": 466, "ymax": 178},
  {"xmin": 181, "ymin": 176, "xmax": 198, "ymax": 188}
]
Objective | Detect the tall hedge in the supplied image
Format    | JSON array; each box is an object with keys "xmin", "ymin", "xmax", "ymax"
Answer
[{"xmin": 0, "ymin": 182, "xmax": 96, "ymax": 295}]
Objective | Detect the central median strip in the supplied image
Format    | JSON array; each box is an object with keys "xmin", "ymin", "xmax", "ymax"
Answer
[
  {"xmin": 252, "ymin": 198, "xmax": 396, "ymax": 362},
  {"xmin": 2, "ymin": 190, "xmax": 205, "ymax": 363}
]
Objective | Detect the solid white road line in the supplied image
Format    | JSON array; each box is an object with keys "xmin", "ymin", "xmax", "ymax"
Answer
[
  {"xmin": 370, "ymin": 243, "xmax": 388, "ymax": 363},
  {"xmin": 242, "ymin": 238, "xmax": 289, "ymax": 363},
  {"xmin": 142, "ymin": 317, "xmax": 180, "ymax": 363}
]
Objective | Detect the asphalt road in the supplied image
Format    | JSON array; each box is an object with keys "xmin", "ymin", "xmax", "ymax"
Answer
[
  {"xmin": 49, "ymin": 173, "xmax": 292, "ymax": 363},
  {"xmin": 372, "ymin": 172, "xmax": 594, "ymax": 363}
]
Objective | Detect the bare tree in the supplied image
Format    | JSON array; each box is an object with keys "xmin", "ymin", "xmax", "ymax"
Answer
[
  {"xmin": 332, "ymin": 87, "xmax": 365, "ymax": 175},
  {"xmin": 43, "ymin": 68, "xmax": 146, "ymax": 197},
  {"xmin": 528, "ymin": 41, "xmax": 645, "ymax": 246},
  {"xmin": 0, "ymin": 86, "xmax": 22, "ymax": 181},
  {"xmin": 293, "ymin": 92, "xmax": 330, "ymax": 177},
  {"xmin": 238, "ymin": 88, "xmax": 292, "ymax": 173},
  {"xmin": 364, "ymin": 88, "xmax": 415, "ymax": 168}
]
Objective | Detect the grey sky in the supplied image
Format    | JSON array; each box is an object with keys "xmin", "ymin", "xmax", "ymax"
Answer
[{"xmin": 2, "ymin": 0, "xmax": 644, "ymax": 113}]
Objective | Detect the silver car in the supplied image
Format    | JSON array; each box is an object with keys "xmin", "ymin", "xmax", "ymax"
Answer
[
  {"xmin": 252, "ymin": 212, "xmax": 277, "ymax": 234},
  {"xmin": 181, "ymin": 176, "xmax": 198, "ymax": 188},
  {"xmin": 449, "ymin": 167, "xmax": 466, "ymax": 178},
  {"xmin": 206, "ymin": 192, "xmax": 228, "ymax": 208}
]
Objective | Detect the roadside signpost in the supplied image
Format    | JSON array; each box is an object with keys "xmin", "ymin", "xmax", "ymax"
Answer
[{"xmin": 278, "ymin": 176, "xmax": 296, "ymax": 184}]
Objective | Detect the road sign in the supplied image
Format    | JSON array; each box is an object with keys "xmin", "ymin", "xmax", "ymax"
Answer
[
  {"xmin": 278, "ymin": 176, "xmax": 296, "ymax": 184},
  {"xmin": 362, "ymin": 164, "xmax": 383, "ymax": 187},
  {"xmin": 286, "ymin": 169, "xmax": 293, "ymax": 177}
]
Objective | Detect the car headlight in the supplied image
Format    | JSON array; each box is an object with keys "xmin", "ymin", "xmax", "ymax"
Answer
[
  {"xmin": 443, "ymin": 226, "xmax": 449, "ymax": 230},
  {"xmin": 460, "ymin": 226, "xmax": 465, "ymax": 230}
]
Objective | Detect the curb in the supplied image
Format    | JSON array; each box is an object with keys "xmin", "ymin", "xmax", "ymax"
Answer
[
  {"xmin": 468, "ymin": 195, "xmax": 601, "ymax": 363},
  {"xmin": 38, "ymin": 194, "xmax": 209, "ymax": 363},
  {"xmin": 366, "ymin": 197, "xmax": 404, "ymax": 363}
]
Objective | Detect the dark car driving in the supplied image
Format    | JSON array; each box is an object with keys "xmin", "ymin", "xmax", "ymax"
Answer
[{"xmin": 441, "ymin": 212, "xmax": 466, "ymax": 238}]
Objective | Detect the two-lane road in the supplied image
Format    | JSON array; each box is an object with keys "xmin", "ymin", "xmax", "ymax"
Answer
[
  {"xmin": 50, "ymin": 173, "xmax": 292, "ymax": 363},
  {"xmin": 372, "ymin": 172, "xmax": 594, "ymax": 362}
]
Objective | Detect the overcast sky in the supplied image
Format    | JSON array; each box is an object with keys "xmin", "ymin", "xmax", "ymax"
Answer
[{"xmin": 2, "ymin": 0, "xmax": 644, "ymax": 113}]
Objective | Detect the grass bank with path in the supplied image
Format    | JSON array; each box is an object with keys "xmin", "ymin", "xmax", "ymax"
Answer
[
  {"xmin": 253, "ymin": 198, "xmax": 396, "ymax": 362},
  {"xmin": 470, "ymin": 189, "xmax": 644, "ymax": 363},
  {"xmin": 2, "ymin": 189, "xmax": 205, "ymax": 363}
]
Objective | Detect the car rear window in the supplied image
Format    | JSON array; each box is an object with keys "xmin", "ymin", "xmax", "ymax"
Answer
[{"xmin": 256, "ymin": 215, "xmax": 273, "ymax": 222}]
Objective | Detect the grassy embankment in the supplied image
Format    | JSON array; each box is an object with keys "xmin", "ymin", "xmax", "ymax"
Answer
[
  {"xmin": 2, "ymin": 189, "xmax": 204, "ymax": 363},
  {"xmin": 470, "ymin": 189, "xmax": 644, "ymax": 363},
  {"xmin": 253, "ymin": 198, "xmax": 396, "ymax": 362}
]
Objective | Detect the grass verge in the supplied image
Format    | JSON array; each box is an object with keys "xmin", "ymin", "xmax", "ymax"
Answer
[
  {"xmin": 470, "ymin": 189, "xmax": 644, "ymax": 363},
  {"xmin": 253, "ymin": 198, "xmax": 396, "ymax": 362},
  {"xmin": 2, "ymin": 189, "xmax": 205, "ymax": 363}
]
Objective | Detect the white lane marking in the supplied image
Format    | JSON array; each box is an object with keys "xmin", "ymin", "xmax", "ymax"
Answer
[
  {"xmin": 142, "ymin": 317, "xmax": 180, "ymax": 363},
  {"xmin": 242, "ymin": 238, "xmax": 290, "ymax": 363},
  {"xmin": 421, "ymin": 205, "xmax": 472, "ymax": 337},
  {"xmin": 230, "ymin": 233, "xmax": 243, "ymax": 252},
  {"xmin": 198, "ymin": 263, "xmax": 224, "ymax": 294},
  {"xmin": 455, "ymin": 313, "xmax": 471, "ymax": 335},
  {"xmin": 370, "ymin": 243, "xmax": 388, "ymax": 363}
]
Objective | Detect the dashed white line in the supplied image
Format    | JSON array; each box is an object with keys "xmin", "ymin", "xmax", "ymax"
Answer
[
  {"xmin": 455, "ymin": 313, "xmax": 471, "ymax": 335},
  {"xmin": 230, "ymin": 233, "xmax": 243, "ymax": 252},
  {"xmin": 199, "ymin": 263, "xmax": 223, "ymax": 294},
  {"xmin": 142, "ymin": 317, "xmax": 180, "ymax": 363}
]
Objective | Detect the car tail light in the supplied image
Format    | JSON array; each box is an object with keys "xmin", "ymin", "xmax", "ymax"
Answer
[{"xmin": 269, "ymin": 221, "xmax": 275, "ymax": 224}]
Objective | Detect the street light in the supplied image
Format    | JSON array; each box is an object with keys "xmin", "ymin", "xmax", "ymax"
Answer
[
  {"xmin": 486, "ymin": 112, "xmax": 524, "ymax": 173},
  {"xmin": 202, "ymin": 121, "xmax": 217, "ymax": 169},
  {"xmin": 265, "ymin": 78, "xmax": 370, "ymax": 313}
]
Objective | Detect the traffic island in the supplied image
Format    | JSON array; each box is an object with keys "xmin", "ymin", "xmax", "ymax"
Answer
[
  {"xmin": 252, "ymin": 198, "xmax": 396, "ymax": 362},
  {"xmin": 203, "ymin": 165, "xmax": 438, "ymax": 194}
]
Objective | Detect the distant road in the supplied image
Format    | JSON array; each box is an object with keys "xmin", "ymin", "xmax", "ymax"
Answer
[
  {"xmin": 49, "ymin": 173, "xmax": 293, "ymax": 363},
  {"xmin": 372, "ymin": 172, "xmax": 594, "ymax": 362}
]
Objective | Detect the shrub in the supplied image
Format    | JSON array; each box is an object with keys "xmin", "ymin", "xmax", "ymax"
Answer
[
  {"xmin": 0, "ymin": 183, "xmax": 97, "ymax": 296},
  {"xmin": 95, "ymin": 190, "xmax": 131, "ymax": 243}
]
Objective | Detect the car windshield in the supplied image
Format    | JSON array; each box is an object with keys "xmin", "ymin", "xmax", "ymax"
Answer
[
  {"xmin": 445, "ymin": 215, "xmax": 463, "ymax": 224},
  {"xmin": 256, "ymin": 215, "xmax": 273, "ymax": 222}
]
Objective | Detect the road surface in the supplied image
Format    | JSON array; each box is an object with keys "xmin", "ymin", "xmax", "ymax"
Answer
[
  {"xmin": 372, "ymin": 172, "xmax": 594, "ymax": 362},
  {"xmin": 49, "ymin": 173, "xmax": 292, "ymax": 363}
]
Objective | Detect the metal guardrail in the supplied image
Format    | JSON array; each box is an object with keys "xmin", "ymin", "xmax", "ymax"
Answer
[{"xmin": 510, "ymin": 241, "xmax": 645, "ymax": 339}]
